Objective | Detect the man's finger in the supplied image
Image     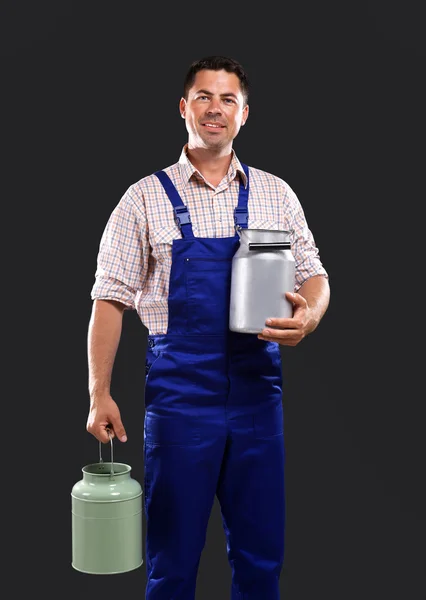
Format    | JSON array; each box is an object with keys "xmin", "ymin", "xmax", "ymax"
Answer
[
  {"xmin": 265, "ymin": 317, "xmax": 297, "ymax": 329},
  {"xmin": 109, "ymin": 419, "xmax": 127, "ymax": 442},
  {"xmin": 259, "ymin": 327, "xmax": 294, "ymax": 339},
  {"xmin": 100, "ymin": 425, "xmax": 113, "ymax": 443},
  {"xmin": 285, "ymin": 291, "xmax": 307, "ymax": 307}
]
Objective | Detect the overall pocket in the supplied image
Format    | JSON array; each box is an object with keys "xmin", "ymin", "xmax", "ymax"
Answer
[
  {"xmin": 144, "ymin": 412, "xmax": 201, "ymax": 447},
  {"xmin": 253, "ymin": 402, "xmax": 284, "ymax": 439},
  {"xmin": 185, "ymin": 257, "xmax": 232, "ymax": 333}
]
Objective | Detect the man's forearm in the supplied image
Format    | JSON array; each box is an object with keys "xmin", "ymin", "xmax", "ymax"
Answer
[
  {"xmin": 88, "ymin": 299, "xmax": 126, "ymax": 399},
  {"xmin": 297, "ymin": 275, "xmax": 330, "ymax": 333}
]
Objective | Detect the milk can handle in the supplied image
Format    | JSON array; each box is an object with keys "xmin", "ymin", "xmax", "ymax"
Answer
[
  {"xmin": 98, "ymin": 428, "xmax": 115, "ymax": 477},
  {"xmin": 248, "ymin": 242, "xmax": 291, "ymax": 250}
]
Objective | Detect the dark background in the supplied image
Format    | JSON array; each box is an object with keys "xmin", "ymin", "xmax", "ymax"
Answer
[{"xmin": 3, "ymin": 1, "xmax": 425, "ymax": 599}]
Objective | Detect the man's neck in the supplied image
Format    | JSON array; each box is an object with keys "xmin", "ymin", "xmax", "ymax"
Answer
[{"xmin": 186, "ymin": 146, "xmax": 233, "ymax": 187}]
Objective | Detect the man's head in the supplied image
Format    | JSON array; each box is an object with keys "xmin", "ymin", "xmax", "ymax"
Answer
[{"xmin": 180, "ymin": 56, "xmax": 250, "ymax": 153}]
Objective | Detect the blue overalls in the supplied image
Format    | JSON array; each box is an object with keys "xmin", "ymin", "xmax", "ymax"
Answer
[{"xmin": 143, "ymin": 165, "xmax": 286, "ymax": 600}]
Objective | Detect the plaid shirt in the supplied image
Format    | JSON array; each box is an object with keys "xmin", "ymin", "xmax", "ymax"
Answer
[{"xmin": 91, "ymin": 145, "xmax": 328, "ymax": 334}]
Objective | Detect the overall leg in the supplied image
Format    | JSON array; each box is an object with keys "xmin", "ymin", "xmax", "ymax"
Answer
[
  {"xmin": 144, "ymin": 412, "xmax": 227, "ymax": 600},
  {"xmin": 143, "ymin": 338, "xmax": 230, "ymax": 600},
  {"xmin": 216, "ymin": 403, "xmax": 286, "ymax": 600}
]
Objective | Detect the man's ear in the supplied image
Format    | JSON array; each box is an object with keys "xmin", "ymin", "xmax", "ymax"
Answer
[
  {"xmin": 179, "ymin": 97, "xmax": 186, "ymax": 119},
  {"xmin": 242, "ymin": 104, "xmax": 249, "ymax": 126}
]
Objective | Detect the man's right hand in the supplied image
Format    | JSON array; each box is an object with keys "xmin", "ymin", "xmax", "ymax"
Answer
[{"xmin": 86, "ymin": 395, "xmax": 127, "ymax": 444}]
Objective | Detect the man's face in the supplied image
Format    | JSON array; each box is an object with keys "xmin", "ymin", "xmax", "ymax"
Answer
[{"xmin": 180, "ymin": 69, "xmax": 249, "ymax": 151}]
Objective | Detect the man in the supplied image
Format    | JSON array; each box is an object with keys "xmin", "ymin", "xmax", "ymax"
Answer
[{"xmin": 87, "ymin": 55, "xmax": 330, "ymax": 600}]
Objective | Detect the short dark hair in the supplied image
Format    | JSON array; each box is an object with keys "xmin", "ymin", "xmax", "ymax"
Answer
[{"xmin": 183, "ymin": 55, "xmax": 250, "ymax": 106}]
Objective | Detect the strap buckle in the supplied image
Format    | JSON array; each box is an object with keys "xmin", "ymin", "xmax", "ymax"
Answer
[
  {"xmin": 234, "ymin": 207, "xmax": 248, "ymax": 228},
  {"xmin": 174, "ymin": 205, "xmax": 191, "ymax": 228}
]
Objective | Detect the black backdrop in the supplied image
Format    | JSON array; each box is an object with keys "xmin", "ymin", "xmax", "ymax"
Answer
[{"xmin": 3, "ymin": 1, "xmax": 425, "ymax": 599}]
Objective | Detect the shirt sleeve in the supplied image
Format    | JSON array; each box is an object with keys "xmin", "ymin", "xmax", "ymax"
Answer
[
  {"xmin": 90, "ymin": 185, "xmax": 149, "ymax": 309},
  {"xmin": 283, "ymin": 182, "xmax": 329, "ymax": 292}
]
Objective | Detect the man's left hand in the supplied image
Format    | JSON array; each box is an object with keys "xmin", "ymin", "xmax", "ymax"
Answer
[{"xmin": 257, "ymin": 291, "xmax": 316, "ymax": 347}]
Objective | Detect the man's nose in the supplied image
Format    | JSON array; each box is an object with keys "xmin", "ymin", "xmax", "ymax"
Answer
[{"xmin": 206, "ymin": 98, "xmax": 222, "ymax": 114}]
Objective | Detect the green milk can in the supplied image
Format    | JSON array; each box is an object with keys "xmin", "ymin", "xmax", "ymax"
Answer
[{"xmin": 71, "ymin": 432, "xmax": 143, "ymax": 574}]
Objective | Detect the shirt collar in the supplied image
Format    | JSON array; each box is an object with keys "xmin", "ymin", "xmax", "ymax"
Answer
[{"xmin": 178, "ymin": 144, "xmax": 248, "ymax": 189}]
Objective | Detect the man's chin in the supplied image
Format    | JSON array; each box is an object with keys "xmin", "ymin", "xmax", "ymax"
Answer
[{"xmin": 201, "ymin": 136, "xmax": 227, "ymax": 150}]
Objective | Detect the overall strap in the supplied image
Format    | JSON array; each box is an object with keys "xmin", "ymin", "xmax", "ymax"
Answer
[
  {"xmin": 154, "ymin": 170, "xmax": 195, "ymax": 239},
  {"xmin": 234, "ymin": 163, "xmax": 250, "ymax": 230}
]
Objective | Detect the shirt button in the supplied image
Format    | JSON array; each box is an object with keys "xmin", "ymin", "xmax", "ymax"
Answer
[{"xmin": 148, "ymin": 338, "xmax": 154, "ymax": 348}]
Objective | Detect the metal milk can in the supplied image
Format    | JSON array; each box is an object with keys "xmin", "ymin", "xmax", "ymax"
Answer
[
  {"xmin": 71, "ymin": 432, "xmax": 143, "ymax": 575},
  {"xmin": 229, "ymin": 228, "xmax": 295, "ymax": 334}
]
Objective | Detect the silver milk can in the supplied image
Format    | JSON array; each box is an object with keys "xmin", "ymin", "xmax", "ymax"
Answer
[
  {"xmin": 71, "ymin": 432, "xmax": 143, "ymax": 574},
  {"xmin": 229, "ymin": 228, "xmax": 295, "ymax": 334}
]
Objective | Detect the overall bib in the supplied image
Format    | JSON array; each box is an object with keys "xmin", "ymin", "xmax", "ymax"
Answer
[{"xmin": 144, "ymin": 165, "xmax": 286, "ymax": 600}]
